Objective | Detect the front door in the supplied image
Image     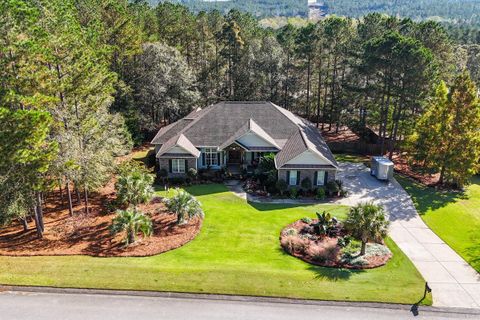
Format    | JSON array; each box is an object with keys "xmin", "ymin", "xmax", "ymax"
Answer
[{"xmin": 228, "ymin": 149, "xmax": 242, "ymax": 164}]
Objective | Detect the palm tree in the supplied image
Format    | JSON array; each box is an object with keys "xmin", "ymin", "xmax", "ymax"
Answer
[
  {"xmin": 164, "ymin": 189, "xmax": 204, "ymax": 225},
  {"xmin": 110, "ymin": 208, "xmax": 153, "ymax": 245},
  {"xmin": 115, "ymin": 172, "xmax": 154, "ymax": 207},
  {"xmin": 344, "ymin": 202, "xmax": 389, "ymax": 256}
]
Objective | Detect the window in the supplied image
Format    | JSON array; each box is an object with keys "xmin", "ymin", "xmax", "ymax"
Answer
[
  {"xmin": 316, "ymin": 171, "xmax": 325, "ymax": 186},
  {"xmin": 172, "ymin": 159, "xmax": 185, "ymax": 173},
  {"xmin": 289, "ymin": 170, "xmax": 297, "ymax": 186},
  {"xmin": 204, "ymin": 148, "xmax": 219, "ymax": 166}
]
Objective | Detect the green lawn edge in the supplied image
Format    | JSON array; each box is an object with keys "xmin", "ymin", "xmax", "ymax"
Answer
[
  {"xmin": 397, "ymin": 175, "xmax": 480, "ymax": 273},
  {"xmin": 0, "ymin": 184, "xmax": 431, "ymax": 305}
]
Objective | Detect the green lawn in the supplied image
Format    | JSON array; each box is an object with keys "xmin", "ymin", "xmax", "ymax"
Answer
[
  {"xmin": 334, "ymin": 153, "xmax": 369, "ymax": 164},
  {"xmin": 0, "ymin": 184, "xmax": 430, "ymax": 304},
  {"xmin": 398, "ymin": 175, "xmax": 480, "ymax": 272}
]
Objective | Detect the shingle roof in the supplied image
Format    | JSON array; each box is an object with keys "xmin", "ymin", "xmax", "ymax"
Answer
[
  {"xmin": 219, "ymin": 118, "xmax": 280, "ymax": 150},
  {"xmin": 151, "ymin": 101, "xmax": 336, "ymax": 168},
  {"xmin": 156, "ymin": 133, "xmax": 200, "ymax": 158}
]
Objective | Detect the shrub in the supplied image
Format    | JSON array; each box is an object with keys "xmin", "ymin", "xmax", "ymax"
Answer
[
  {"xmin": 168, "ymin": 176, "xmax": 186, "ymax": 185},
  {"xmin": 337, "ymin": 235, "xmax": 352, "ymax": 248},
  {"xmin": 284, "ymin": 228, "xmax": 297, "ymax": 236},
  {"xmin": 301, "ymin": 177, "xmax": 312, "ymax": 190},
  {"xmin": 301, "ymin": 217, "xmax": 312, "ymax": 224},
  {"xmin": 326, "ymin": 180, "xmax": 340, "ymax": 196},
  {"xmin": 187, "ymin": 168, "xmax": 198, "ymax": 181},
  {"xmin": 110, "ymin": 208, "xmax": 153, "ymax": 246},
  {"xmin": 281, "ymin": 235, "xmax": 308, "ymax": 254},
  {"xmin": 290, "ymin": 187, "xmax": 298, "ymax": 199},
  {"xmin": 276, "ymin": 179, "xmax": 288, "ymax": 196},
  {"xmin": 115, "ymin": 171, "xmax": 154, "ymax": 207},
  {"xmin": 164, "ymin": 189, "xmax": 204, "ymax": 225},
  {"xmin": 316, "ymin": 187, "xmax": 326, "ymax": 200},
  {"xmin": 117, "ymin": 159, "xmax": 151, "ymax": 176},
  {"xmin": 344, "ymin": 202, "xmax": 389, "ymax": 256},
  {"xmin": 157, "ymin": 168, "xmax": 168, "ymax": 181},
  {"xmin": 312, "ymin": 211, "xmax": 339, "ymax": 237}
]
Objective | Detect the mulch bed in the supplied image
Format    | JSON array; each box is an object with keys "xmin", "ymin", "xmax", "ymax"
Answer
[
  {"xmin": 0, "ymin": 179, "xmax": 202, "ymax": 257},
  {"xmin": 280, "ymin": 220, "xmax": 392, "ymax": 270}
]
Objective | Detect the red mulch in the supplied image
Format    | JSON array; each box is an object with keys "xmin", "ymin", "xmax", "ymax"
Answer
[
  {"xmin": 280, "ymin": 220, "xmax": 392, "ymax": 270},
  {"xmin": 391, "ymin": 153, "xmax": 440, "ymax": 186},
  {"xmin": 319, "ymin": 124, "xmax": 361, "ymax": 144},
  {"xmin": 0, "ymin": 179, "xmax": 202, "ymax": 257}
]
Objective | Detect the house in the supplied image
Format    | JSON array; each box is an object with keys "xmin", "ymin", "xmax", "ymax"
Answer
[{"xmin": 151, "ymin": 101, "xmax": 338, "ymax": 188}]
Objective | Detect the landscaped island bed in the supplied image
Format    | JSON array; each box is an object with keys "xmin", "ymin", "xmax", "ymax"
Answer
[
  {"xmin": 0, "ymin": 184, "xmax": 430, "ymax": 305},
  {"xmin": 0, "ymin": 181, "xmax": 201, "ymax": 257}
]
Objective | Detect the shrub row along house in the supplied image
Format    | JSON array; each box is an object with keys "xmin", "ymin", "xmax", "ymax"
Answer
[{"xmin": 151, "ymin": 101, "xmax": 338, "ymax": 188}]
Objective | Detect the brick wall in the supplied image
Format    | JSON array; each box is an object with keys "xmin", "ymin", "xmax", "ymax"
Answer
[
  {"xmin": 158, "ymin": 158, "xmax": 197, "ymax": 178},
  {"xmin": 278, "ymin": 169, "xmax": 336, "ymax": 189}
]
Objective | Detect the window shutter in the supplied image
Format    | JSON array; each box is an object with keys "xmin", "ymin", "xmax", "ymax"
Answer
[
  {"xmin": 286, "ymin": 171, "xmax": 290, "ymax": 184},
  {"xmin": 169, "ymin": 159, "xmax": 173, "ymax": 173},
  {"xmin": 314, "ymin": 171, "xmax": 318, "ymax": 186},
  {"xmin": 325, "ymin": 171, "xmax": 329, "ymax": 185},
  {"xmin": 296, "ymin": 171, "xmax": 300, "ymax": 185},
  {"xmin": 202, "ymin": 151, "xmax": 206, "ymax": 166},
  {"xmin": 217, "ymin": 153, "xmax": 220, "ymax": 166},
  {"xmin": 184, "ymin": 159, "xmax": 188, "ymax": 171}
]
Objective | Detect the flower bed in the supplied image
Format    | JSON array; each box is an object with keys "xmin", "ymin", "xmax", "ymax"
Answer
[{"xmin": 280, "ymin": 218, "xmax": 392, "ymax": 269}]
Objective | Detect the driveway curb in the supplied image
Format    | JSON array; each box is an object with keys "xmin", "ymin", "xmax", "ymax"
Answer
[{"xmin": 2, "ymin": 285, "xmax": 480, "ymax": 316}]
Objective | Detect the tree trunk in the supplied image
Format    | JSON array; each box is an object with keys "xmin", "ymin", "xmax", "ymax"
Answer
[
  {"xmin": 316, "ymin": 57, "xmax": 322, "ymax": 128},
  {"xmin": 20, "ymin": 218, "xmax": 28, "ymax": 232},
  {"xmin": 84, "ymin": 187, "xmax": 89, "ymax": 214},
  {"xmin": 128, "ymin": 230, "xmax": 135, "ymax": 245},
  {"xmin": 37, "ymin": 192, "xmax": 44, "ymax": 232},
  {"xmin": 360, "ymin": 241, "xmax": 367, "ymax": 256},
  {"xmin": 58, "ymin": 179, "xmax": 64, "ymax": 206},
  {"xmin": 306, "ymin": 55, "xmax": 311, "ymax": 118},
  {"xmin": 65, "ymin": 178, "xmax": 74, "ymax": 216},
  {"xmin": 75, "ymin": 184, "xmax": 81, "ymax": 205},
  {"xmin": 33, "ymin": 206, "xmax": 43, "ymax": 238},
  {"xmin": 284, "ymin": 52, "xmax": 290, "ymax": 109}
]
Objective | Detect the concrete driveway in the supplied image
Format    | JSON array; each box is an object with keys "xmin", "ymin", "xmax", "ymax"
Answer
[{"xmin": 336, "ymin": 163, "xmax": 480, "ymax": 308}]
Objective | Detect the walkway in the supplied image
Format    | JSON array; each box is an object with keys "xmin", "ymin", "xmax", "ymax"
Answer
[{"xmin": 226, "ymin": 163, "xmax": 480, "ymax": 308}]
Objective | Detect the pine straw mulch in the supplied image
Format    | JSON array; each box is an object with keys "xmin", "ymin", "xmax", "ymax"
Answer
[
  {"xmin": 280, "ymin": 220, "xmax": 392, "ymax": 270},
  {"xmin": 0, "ymin": 180, "xmax": 202, "ymax": 257}
]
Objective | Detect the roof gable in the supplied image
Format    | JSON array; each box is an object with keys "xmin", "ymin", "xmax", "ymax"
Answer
[
  {"xmin": 219, "ymin": 118, "xmax": 280, "ymax": 150},
  {"xmin": 156, "ymin": 134, "xmax": 200, "ymax": 158}
]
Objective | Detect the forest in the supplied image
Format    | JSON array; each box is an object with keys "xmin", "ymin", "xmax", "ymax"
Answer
[
  {"xmin": 151, "ymin": 0, "xmax": 308, "ymax": 18},
  {"xmin": 323, "ymin": 0, "xmax": 480, "ymax": 24},
  {"xmin": 1, "ymin": 0, "xmax": 480, "ymax": 235}
]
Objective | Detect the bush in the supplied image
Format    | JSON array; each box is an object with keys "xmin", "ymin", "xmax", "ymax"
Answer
[
  {"xmin": 337, "ymin": 235, "xmax": 352, "ymax": 248},
  {"xmin": 110, "ymin": 208, "xmax": 153, "ymax": 246},
  {"xmin": 281, "ymin": 235, "xmax": 308, "ymax": 254},
  {"xmin": 187, "ymin": 168, "xmax": 198, "ymax": 181},
  {"xmin": 158, "ymin": 168, "xmax": 168, "ymax": 180},
  {"xmin": 115, "ymin": 170, "xmax": 154, "ymax": 207},
  {"xmin": 301, "ymin": 217, "xmax": 312, "ymax": 224},
  {"xmin": 312, "ymin": 211, "xmax": 339, "ymax": 237},
  {"xmin": 168, "ymin": 176, "xmax": 186, "ymax": 185},
  {"xmin": 316, "ymin": 187, "xmax": 326, "ymax": 200},
  {"xmin": 301, "ymin": 177, "xmax": 312, "ymax": 190},
  {"xmin": 276, "ymin": 179, "xmax": 288, "ymax": 196},
  {"xmin": 163, "ymin": 189, "xmax": 204, "ymax": 224},
  {"xmin": 290, "ymin": 187, "xmax": 298, "ymax": 199},
  {"xmin": 326, "ymin": 180, "xmax": 340, "ymax": 196},
  {"xmin": 284, "ymin": 228, "xmax": 297, "ymax": 236}
]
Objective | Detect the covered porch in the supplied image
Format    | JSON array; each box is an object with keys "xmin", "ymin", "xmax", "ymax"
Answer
[{"xmin": 223, "ymin": 143, "xmax": 276, "ymax": 174}]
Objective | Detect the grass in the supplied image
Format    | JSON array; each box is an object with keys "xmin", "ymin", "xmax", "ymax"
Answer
[
  {"xmin": 334, "ymin": 153, "xmax": 369, "ymax": 164},
  {"xmin": 398, "ymin": 175, "xmax": 480, "ymax": 272},
  {"xmin": 0, "ymin": 184, "xmax": 430, "ymax": 304}
]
